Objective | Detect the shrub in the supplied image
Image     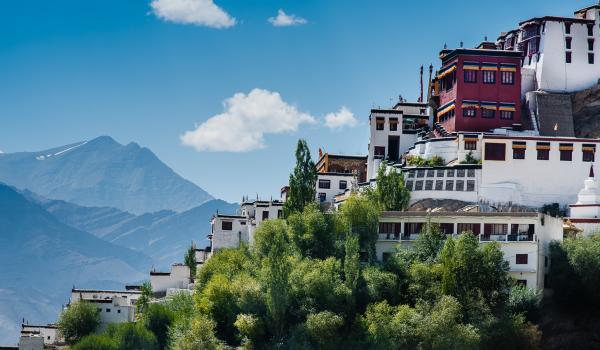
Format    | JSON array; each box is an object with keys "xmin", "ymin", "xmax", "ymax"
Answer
[
  {"xmin": 507, "ymin": 284, "xmax": 542, "ymax": 321},
  {"xmin": 70, "ymin": 334, "xmax": 116, "ymax": 350},
  {"xmin": 57, "ymin": 301, "xmax": 100, "ymax": 344}
]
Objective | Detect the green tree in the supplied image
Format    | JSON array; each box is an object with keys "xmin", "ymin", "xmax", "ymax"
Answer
[
  {"xmin": 363, "ymin": 301, "xmax": 420, "ymax": 349},
  {"xmin": 506, "ymin": 284, "xmax": 542, "ymax": 321},
  {"xmin": 340, "ymin": 195, "xmax": 379, "ymax": 262},
  {"xmin": 305, "ymin": 311, "xmax": 345, "ymax": 349},
  {"xmin": 184, "ymin": 242, "xmax": 197, "ymax": 281},
  {"xmin": 137, "ymin": 281, "xmax": 153, "ymax": 315},
  {"xmin": 287, "ymin": 203, "xmax": 336, "ymax": 259},
  {"xmin": 197, "ymin": 274, "xmax": 241, "ymax": 344},
  {"xmin": 142, "ymin": 303, "xmax": 174, "ymax": 350},
  {"xmin": 361, "ymin": 266, "xmax": 400, "ymax": 305},
  {"xmin": 372, "ymin": 165, "xmax": 410, "ymax": 211},
  {"xmin": 235, "ymin": 314, "xmax": 265, "ymax": 348},
  {"xmin": 344, "ymin": 233, "xmax": 360, "ymax": 315},
  {"xmin": 57, "ymin": 300, "xmax": 100, "ymax": 344},
  {"xmin": 196, "ymin": 247, "xmax": 253, "ymax": 289},
  {"xmin": 170, "ymin": 315, "xmax": 228, "ymax": 350},
  {"xmin": 70, "ymin": 334, "xmax": 116, "ymax": 350},
  {"xmin": 254, "ymin": 220, "xmax": 292, "ymax": 338},
  {"xmin": 414, "ymin": 216, "xmax": 446, "ymax": 263},
  {"xmin": 284, "ymin": 139, "xmax": 317, "ymax": 216},
  {"xmin": 106, "ymin": 323, "xmax": 159, "ymax": 350}
]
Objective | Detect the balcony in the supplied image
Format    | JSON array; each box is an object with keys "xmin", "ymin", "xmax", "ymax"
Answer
[
  {"xmin": 378, "ymin": 233, "xmax": 400, "ymax": 241},
  {"xmin": 479, "ymin": 234, "xmax": 537, "ymax": 242}
]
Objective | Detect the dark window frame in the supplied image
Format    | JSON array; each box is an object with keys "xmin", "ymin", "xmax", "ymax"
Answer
[
  {"xmin": 516, "ymin": 254, "xmax": 528, "ymax": 265},
  {"xmin": 464, "ymin": 70, "xmax": 477, "ymax": 83},
  {"xmin": 501, "ymin": 71, "xmax": 515, "ymax": 85},
  {"xmin": 318, "ymin": 179, "xmax": 331, "ymax": 189},
  {"xmin": 484, "ymin": 143, "xmax": 506, "ymax": 161},
  {"xmin": 482, "ymin": 70, "xmax": 496, "ymax": 84},
  {"xmin": 482, "ymin": 109, "xmax": 496, "ymax": 119},
  {"xmin": 222, "ymin": 221, "xmax": 233, "ymax": 231}
]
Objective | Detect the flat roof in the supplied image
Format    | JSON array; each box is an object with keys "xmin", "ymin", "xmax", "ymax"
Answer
[
  {"xmin": 381, "ymin": 211, "xmax": 539, "ymax": 218},
  {"xmin": 72, "ymin": 288, "xmax": 141, "ymax": 294},
  {"xmin": 441, "ymin": 48, "xmax": 523, "ymax": 65},
  {"xmin": 519, "ymin": 16, "xmax": 594, "ymax": 26}
]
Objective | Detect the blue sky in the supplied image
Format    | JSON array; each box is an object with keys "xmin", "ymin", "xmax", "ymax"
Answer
[{"xmin": 0, "ymin": 0, "xmax": 584, "ymax": 202}]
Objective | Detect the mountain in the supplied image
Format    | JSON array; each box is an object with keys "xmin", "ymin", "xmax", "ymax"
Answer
[
  {"xmin": 0, "ymin": 136, "xmax": 213, "ymax": 214},
  {"xmin": 0, "ymin": 184, "xmax": 152, "ymax": 344},
  {"xmin": 22, "ymin": 191, "xmax": 239, "ymax": 269}
]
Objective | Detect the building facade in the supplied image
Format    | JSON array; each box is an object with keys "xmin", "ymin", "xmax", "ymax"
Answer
[
  {"xmin": 376, "ymin": 211, "xmax": 563, "ymax": 289},
  {"xmin": 149, "ymin": 264, "xmax": 191, "ymax": 296},
  {"xmin": 436, "ymin": 48, "xmax": 523, "ymax": 134},
  {"xmin": 367, "ymin": 102, "xmax": 431, "ymax": 180}
]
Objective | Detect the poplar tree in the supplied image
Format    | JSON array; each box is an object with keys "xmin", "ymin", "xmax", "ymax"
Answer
[
  {"xmin": 373, "ymin": 164, "xmax": 411, "ymax": 211},
  {"xmin": 284, "ymin": 139, "xmax": 317, "ymax": 217},
  {"xmin": 184, "ymin": 242, "xmax": 197, "ymax": 281}
]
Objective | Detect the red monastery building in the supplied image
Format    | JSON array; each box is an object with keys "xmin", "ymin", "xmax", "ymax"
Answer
[{"xmin": 436, "ymin": 48, "xmax": 523, "ymax": 133}]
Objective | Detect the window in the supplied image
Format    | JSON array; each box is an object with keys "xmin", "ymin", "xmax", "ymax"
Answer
[
  {"xmin": 513, "ymin": 148, "xmax": 525, "ymax": 159},
  {"xmin": 318, "ymin": 193, "xmax": 326, "ymax": 202},
  {"xmin": 425, "ymin": 180, "xmax": 434, "ymax": 190},
  {"xmin": 482, "ymin": 70, "xmax": 496, "ymax": 84},
  {"xmin": 405, "ymin": 181, "xmax": 413, "ymax": 190},
  {"xmin": 222, "ymin": 221, "xmax": 233, "ymax": 231},
  {"xmin": 420, "ymin": 108, "xmax": 427, "ymax": 115},
  {"xmin": 379, "ymin": 222, "xmax": 395, "ymax": 234},
  {"xmin": 417, "ymin": 170, "xmax": 425, "ymax": 178},
  {"xmin": 464, "ymin": 70, "xmax": 477, "ymax": 83},
  {"xmin": 382, "ymin": 252, "xmax": 391, "ymax": 263},
  {"xmin": 455, "ymin": 180, "xmax": 465, "ymax": 191},
  {"xmin": 404, "ymin": 222, "xmax": 424, "ymax": 235},
  {"xmin": 446, "ymin": 169, "xmax": 455, "ymax": 177},
  {"xmin": 588, "ymin": 23, "xmax": 594, "ymax": 36},
  {"xmin": 376, "ymin": 118, "xmax": 384, "ymax": 130},
  {"xmin": 414, "ymin": 180, "xmax": 423, "ymax": 191},
  {"xmin": 583, "ymin": 145, "xmax": 596, "ymax": 162},
  {"xmin": 565, "ymin": 22, "xmax": 572, "ymax": 34},
  {"xmin": 589, "ymin": 38, "xmax": 595, "ymax": 51},
  {"xmin": 463, "ymin": 108, "xmax": 476, "ymax": 118},
  {"xmin": 426, "ymin": 169, "xmax": 435, "ymax": 177},
  {"xmin": 457, "ymin": 223, "xmax": 480, "ymax": 235},
  {"xmin": 484, "ymin": 223, "xmax": 508, "ymax": 235},
  {"xmin": 566, "ymin": 51, "xmax": 572, "ymax": 64},
  {"xmin": 389, "ymin": 118, "xmax": 398, "ymax": 131},
  {"xmin": 466, "ymin": 180, "xmax": 475, "ymax": 191},
  {"xmin": 482, "ymin": 109, "xmax": 495, "ymax": 119},
  {"xmin": 457, "ymin": 169, "xmax": 465, "ymax": 177},
  {"xmin": 435, "ymin": 180, "xmax": 444, "ymax": 190},
  {"xmin": 374, "ymin": 146, "xmax": 385, "ymax": 157},
  {"xmin": 407, "ymin": 171, "xmax": 415, "ymax": 178},
  {"xmin": 500, "ymin": 111, "xmax": 514, "ymax": 120},
  {"xmin": 501, "ymin": 71, "xmax": 514, "ymax": 85},
  {"xmin": 590, "ymin": 53, "xmax": 595, "ymax": 64},
  {"xmin": 560, "ymin": 144, "xmax": 573, "ymax": 161},
  {"xmin": 436, "ymin": 169, "xmax": 445, "ymax": 177},
  {"xmin": 106, "ymin": 308, "xmax": 111, "ymax": 313},
  {"xmin": 318, "ymin": 179, "xmax": 331, "ymax": 189},
  {"xmin": 465, "ymin": 140, "xmax": 477, "ymax": 150},
  {"xmin": 278, "ymin": 210, "xmax": 283, "ymax": 218},
  {"xmin": 339, "ymin": 180, "xmax": 347, "ymax": 190},
  {"xmin": 262, "ymin": 211, "xmax": 269, "ymax": 220},
  {"xmin": 445, "ymin": 180, "xmax": 454, "ymax": 191},
  {"xmin": 484, "ymin": 143, "xmax": 506, "ymax": 161},
  {"xmin": 565, "ymin": 36, "xmax": 572, "ymax": 49},
  {"xmin": 516, "ymin": 254, "xmax": 529, "ymax": 265},
  {"xmin": 467, "ymin": 169, "xmax": 475, "ymax": 177},
  {"xmin": 537, "ymin": 143, "xmax": 550, "ymax": 160},
  {"xmin": 117, "ymin": 310, "xmax": 121, "ymax": 314}
]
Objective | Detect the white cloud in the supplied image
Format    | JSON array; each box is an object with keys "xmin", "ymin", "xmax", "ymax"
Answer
[
  {"xmin": 150, "ymin": 0, "xmax": 236, "ymax": 28},
  {"xmin": 181, "ymin": 89, "xmax": 316, "ymax": 152},
  {"xmin": 324, "ymin": 107, "xmax": 358, "ymax": 130},
  {"xmin": 268, "ymin": 9, "xmax": 307, "ymax": 27}
]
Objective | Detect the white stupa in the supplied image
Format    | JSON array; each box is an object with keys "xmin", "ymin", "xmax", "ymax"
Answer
[{"xmin": 568, "ymin": 165, "xmax": 600, "ymax": 236}]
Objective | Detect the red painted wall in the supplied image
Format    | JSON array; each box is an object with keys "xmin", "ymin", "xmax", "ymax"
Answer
[{"xmin": 438, "ymin": 53, "xmax": 522, "ymax": 133}]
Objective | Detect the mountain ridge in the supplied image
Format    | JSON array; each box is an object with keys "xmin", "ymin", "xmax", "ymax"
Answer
[{"xmin": 0, "ymin": 136, "xmax": 213, "ymax": 214}]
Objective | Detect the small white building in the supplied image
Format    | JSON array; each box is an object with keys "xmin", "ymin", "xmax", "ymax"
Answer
[
  {"xmin": 70, "ymin": 288, "xmax": 141, "ymax": 307},
  {"xmin": 402, "ymin": 131, "xmax": 600, "ymax": 208},
  {"xmin": 498, "ymin": 3, "xmax": 600, "ymax": 95},
  {"xmin": 316, "ymin": 173, "xmax": 354, "ymax": 205},
  {"xmin": 150, "ymin": 264, "xmax": 191, "ymax": 296},
  {"xmin": 376, "ymin": 211, "xmax": 563, "ymax": 290},
  {"xmin": 367, "ymin": 102, "xmax": 431, "ymax": 180},
  {"xmin": 210, "ymin": 199, "xmax": 284, "ymax": 253},
  {"xmin": 568, "ymin": 165, "xmax": 600, "ymax": 235},
  {"xmin": 68, "ymin": 288, "xmax": 139, "ymax": 332},
  {"xmin": 18, "ymin": 335, "xmax": 43, "ymax": 350},
  {"xmin": 19, "ymin": 324, "xmax": 61, "ymax": 346}
]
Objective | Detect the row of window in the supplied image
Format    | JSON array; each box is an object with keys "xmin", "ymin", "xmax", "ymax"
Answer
[
  {"xmin": 564, "ymin": 22, "xmax": 595, "ymax": 36},
  {"xmin": 464, "ymin": 70, "xmax": 515, "ymax": 85},
  {"xmin": 97, "ymin": 307, "xmax": 122, "ymax": 314},
  {"xmin": 565, "ymin": 51, "xmax": 595, "ymax": 64},
  {"xmin": 318, "ymin": 179, "xmax": 348, "ymax": 190},
  {"xmin": 406, "ymin": 179, "xmax": 476, "ymax": 192},
  {"xmin": 564, "ymin": 37, "xmax": 594, "ymax": 51},
  {"xmin": 406, "ymin": 168, "xmax": 476, "ymax": 178},
  {"xmin": 485, "ymin": 143, "xmax": 596, "ymax": 162},
  {"xmin": 463, "ymin": 108, "xmax": 514, "ymax": 120}
]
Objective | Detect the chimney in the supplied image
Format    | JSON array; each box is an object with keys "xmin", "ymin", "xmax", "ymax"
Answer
[{"xmin": 419, "ymin": 65, "xmax": 424, "ymax": 103}]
